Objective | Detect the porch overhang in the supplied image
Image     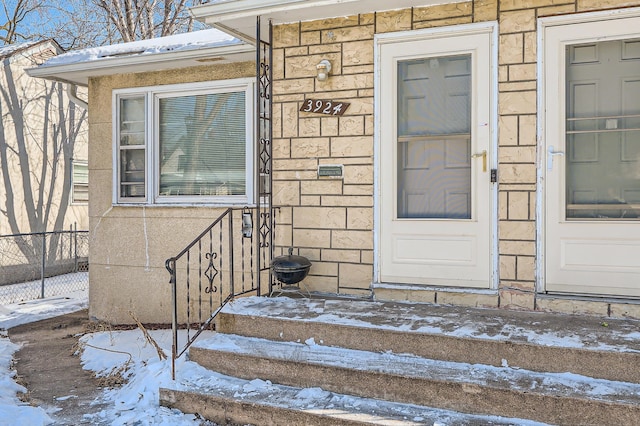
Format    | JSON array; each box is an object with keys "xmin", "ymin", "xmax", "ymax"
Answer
[{"xmin": 191, "ymin": 0, "xmax": 465, "ymax": 42}]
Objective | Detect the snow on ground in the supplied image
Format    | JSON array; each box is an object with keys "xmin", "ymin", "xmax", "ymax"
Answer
[
  {"xmin": 0, "ymin": 271, "xmax": 88, "ymax": 305},
  {"xmin": 0, "ymin": 280, "xmax": 208, "ymax": 426}
]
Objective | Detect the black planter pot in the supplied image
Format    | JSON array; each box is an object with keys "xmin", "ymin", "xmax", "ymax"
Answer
[{"xmin": 271, "ymin": 248, "xmax": 311, "ymax": 285}]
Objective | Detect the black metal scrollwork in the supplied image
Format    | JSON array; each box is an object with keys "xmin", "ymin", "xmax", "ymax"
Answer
[{"xmin": 204, "ymin": 252, "xmax": 218, "ymax": 293}]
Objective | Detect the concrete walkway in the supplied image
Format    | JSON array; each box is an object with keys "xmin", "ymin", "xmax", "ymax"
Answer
[{"xmin": 8, "ymin": 309, "xmax": 110, "ymax": 425}]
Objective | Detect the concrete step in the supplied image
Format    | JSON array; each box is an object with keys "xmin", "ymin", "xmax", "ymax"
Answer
[
  {"xmin": 160, "ymin": 366, "xmax": 551, "ymax": 425},
  {"xmin": 215, "ymin": 296, "xmax": 640, "ymax": 383},
  {"xmin": 186, "ymin": 332, "xmax": 640, "ymax": 425}
]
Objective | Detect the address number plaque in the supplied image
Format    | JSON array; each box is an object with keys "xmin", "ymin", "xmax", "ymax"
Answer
[{"xmin": 300, "ymin": 99, "xmax": 350, "ymax": 116}]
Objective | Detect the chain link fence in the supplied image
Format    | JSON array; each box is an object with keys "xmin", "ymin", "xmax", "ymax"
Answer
[{"xmin": 0, "ymin": 229, "xmax": 89, "ymax": 304}]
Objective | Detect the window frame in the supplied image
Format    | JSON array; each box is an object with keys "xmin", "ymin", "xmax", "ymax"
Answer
[
  {"xmin": 113, "ymin": 78, "xmax": 255, "ymax": 206},
  {"xmin": 70, "ymin": 160, "xmax": 89, "ymax": 205}
]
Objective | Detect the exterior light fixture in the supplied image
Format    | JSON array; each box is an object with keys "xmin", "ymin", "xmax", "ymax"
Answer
[
  {"xmin": 316, "ymin": 59, "xmax": 332, "ymax": 81},
  {"xmin": 242, "ymin": 207, "xmax": 253, "ymax": 238}
]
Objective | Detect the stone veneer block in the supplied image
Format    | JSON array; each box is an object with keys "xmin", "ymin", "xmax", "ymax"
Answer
[
  {"xmin": 609, "ymin": 302, "xmax": 640, "ymax": 320},
  {"xmin": 498, "ymin": 115, "xmax": 518, "ymax": 146},
  {"xmin": 339, "ymin": 263, "xmax": 373, "ymax": 289},
  {"xmin": 321, "ymin": 195, "xmax": 373, "ymax": 207},
  {"xmin": 321, "ymin": 26, "xmax": 374, "ymax": 43},
  {"xmin": 274, "ymin": 79, "xmax": 315, "ymax": 96},
  {"xmin": 321, "ymin": 117, "xmax": 339, "ymax": 136},
  {"xmin": 321, "ymin": 249, "xmax": 361, "ymax": 263},
  {"xmin": 499, "ymin": 255, "xmax": 517, "ymax": 281},
  {"xmin": 301, "ymin": 275, "xmax": 338, "ymax": 293},
  {"xmin": 343, "ymin": 165, "xmax": 374, "ymax": 185},
  {"xmin": 331, "ymin": 136, "xmax": 373, "ymax": 159},
  {"xmin": 499, "ymin": 34, "xmax": 524, "ymax": 65},
  {"xmin": 536, "ymin": 297, "xmax": 610, "ymax": 317},
  {"xmin": 293, "ymin": 206, "xmax": 346, "ymax": 229},
  {"xmin": 473, "ymin": 0, "xmax": 498, "ymax": 21},
  {"xmin": 524, "ymin": 32, "xmax": 538, "ymax": 63},
  {"xmin": 414, "ymin": 2, "xmax": 472, "ymax": 20},
  {"xmin": 342, "ymin": 40, "xmax": 374, "ymax": 65},
  {"xmin": 516, "ymin": 256, "xmax": 536, "ymax": 281},
  {"xmin": 507, "ymin": 191, "xmax": 531, "ymax": 220},
  {"xmin": 300, "ymin": 180, "xmax": 343, "ymax": 196},
  {"xmin": 577, "ymin": 0, "xmax": 639, "ymax": 11},
  {"xmin": 499, "ymin": 240, "xmax": 536, "ymax": 256},
  {"xmin": 519, "ymin": 115, "xmax": 538, "ymax": 146},
  {"xmin": 301, "ymin": 15, "xmax": 360, "ymax": 31},
  {"xmin": 273, "ymin": 23, "xmax": 300, "ymax": 48},
  {"xmin": 293, "ymin": 229, "xmax": 331, "ymax": 248},
  {"xmin": 347, "ymin": 207, "xmax": 373, "ymax": 230},
  {"xmin": 332, "ymin": 230, "xmax": 373, "ymax": 250},
  {"xmin": 272, "ymin": 181, "xmax": 300, "ymax": 206},
  {"xmin": 499, "ymin": 289, "xmax": 535, "ymax": 310},
  {"xmin": 499, "ymin": 146, "xmax": 536, "ymax": 164},
  {"xmin": 414, "ymin": 16, "xmax": 472, "ymax": 29},
  {"xmin": 499, "ymin": 220, "xmax": 536, "ymax": 241},
  {"xmin": 290, "ymin": 138, "xmax": 330, "ymax": 158},
  {"xmin": 300, "ymin": 31, "xmax": 320, "ymax": 46},
  {"xmin": 375, "ymin": 9, "xmax": 412, "ymax": 33},
  {"xmin": 538, "ymin": 4, "xmax": 577, "ymax": 17},
  {"xmin": 309, "ymin": 261, "xmax": 338, "ymax": 277},
  {"xmin": 500, "ymin": 9, "xmax": 536, "ymax": 33},
  {"xmin": 500, "ymin": 0, "xmax": 571, "ymax": 10},
  {"xmin": 498, "ymin": 163, "xmax": 537, "ymax": 184},
  {"xmin": 437, "ymin": 291, "xmax": 499, "ymax": 308},
  {"xmin": 509, "ymin": 63, "xmax": 537, "ymax": 81},
  {"xmin": 499, "ymin": 91, "xmax": 537, "ymax": 115}
]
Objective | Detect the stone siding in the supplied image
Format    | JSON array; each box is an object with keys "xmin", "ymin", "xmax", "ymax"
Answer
[{"xmin": 271, "ymin": 0, "xmax": 640, "ymax": 316}]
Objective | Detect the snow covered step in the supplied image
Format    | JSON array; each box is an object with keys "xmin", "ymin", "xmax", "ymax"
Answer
[
  {"xmin": 160, "ymin": 368, "xmax": 550, "ymax": 426},
  {"xmin": 189, "ymin": 333, "xmax": 640, "ymax": 426},
  {"xmin": 216, "ymin": 296, "xmax": 640, "ymax": 383}
]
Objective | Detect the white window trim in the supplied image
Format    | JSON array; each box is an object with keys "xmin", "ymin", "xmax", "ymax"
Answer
[
  {"xmin": 112, "ymin": 78, "xmax": 255, "ymax": 206},
  {"xmin": 536, "ymin": 7, "xmax": 640, "ymax": 293},
  {"xmin": 70, "ymin": 160, "xmax": 89, "ymax": 205}
]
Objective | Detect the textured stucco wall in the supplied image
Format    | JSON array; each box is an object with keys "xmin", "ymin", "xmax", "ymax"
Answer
[{"xmin": 87, "ymin": 62, "xmax": 255, "ymax": 324}]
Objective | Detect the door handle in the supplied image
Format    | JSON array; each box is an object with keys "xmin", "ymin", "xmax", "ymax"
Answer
[
  {"xmin": 547, "ymin": 145, "xmax": 565, "ymax": 170},
  {"xmin": 472, "ymin": 150, "xmax": 487, "ymax": 172}
]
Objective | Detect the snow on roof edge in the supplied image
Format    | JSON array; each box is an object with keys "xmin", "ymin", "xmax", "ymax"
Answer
[{"xmin": 40, "ymin": 28, "xmax": 244, "ymax": 68}]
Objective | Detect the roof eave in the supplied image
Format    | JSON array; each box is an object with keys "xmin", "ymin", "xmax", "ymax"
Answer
[
  {"xmin": 191, "ymin": 0, "xmax": 463, "ymax": 40},
  {"xmin": 27, "ymin": 43, "xmax": 255, "ymax": 86}
]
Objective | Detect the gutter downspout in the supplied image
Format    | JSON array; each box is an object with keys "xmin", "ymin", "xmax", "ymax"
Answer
[{"xmin": 67, "ymin": 84, "xmax": 88, "ymax": 110}]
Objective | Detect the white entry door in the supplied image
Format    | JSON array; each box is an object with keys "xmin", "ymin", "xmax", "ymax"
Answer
[
  {"xmin": 544, "ymin": 15, "xmax": 640, "ymax": 298},
  {"xmin": 378, "ymin": 25, "xmax": 495, "ymax": 288}
]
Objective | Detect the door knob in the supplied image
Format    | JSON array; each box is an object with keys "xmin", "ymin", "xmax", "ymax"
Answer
[
  {"xmin": 472, "ymin": 150, "xmax": 487, "ymax": 172},
  {"xmin": 547, "ymin": 145, "xmax": 565, "ymax": 170}
]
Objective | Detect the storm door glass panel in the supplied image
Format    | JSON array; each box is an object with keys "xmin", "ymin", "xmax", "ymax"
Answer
[
  {"xmin": 397, "ymin": 54, "xmax": 472, "ymax": 219},
  {"xmin": 566, "ymin": 39, "xmax": 640, "ymax": 220},
  {"xmin": 158, "ymin": 91, "xmax": 246, "ymax": 197}
]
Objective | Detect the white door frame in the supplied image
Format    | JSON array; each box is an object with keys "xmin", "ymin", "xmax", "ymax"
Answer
[
  {"xmin": 537, "ymin": 7, "xmax": 640, "ymax": 295},
  {"xmin": 373, "ymin": 22, "xmax": 499, "ymax": 289}
]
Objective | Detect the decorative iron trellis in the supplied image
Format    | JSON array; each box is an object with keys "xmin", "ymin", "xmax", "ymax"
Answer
[{"xmin": 256, "ymin": 16, "xmax": 275, "ymax": 295}]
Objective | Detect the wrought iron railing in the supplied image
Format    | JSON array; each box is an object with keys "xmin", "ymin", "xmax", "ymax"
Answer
[{"xmin": 165, "ymin": 207, "xmax": 273, "ymax": 378}]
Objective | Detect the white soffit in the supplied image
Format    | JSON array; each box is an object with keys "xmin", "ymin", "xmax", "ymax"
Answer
[{"xmin": 192, "ymin": 0, "xmax": 464, "ymax": 42}]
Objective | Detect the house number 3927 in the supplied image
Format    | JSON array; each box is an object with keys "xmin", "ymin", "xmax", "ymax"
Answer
[{"xmin": 300, "ymin": 99, "xmax": 350, "ymax": 116}]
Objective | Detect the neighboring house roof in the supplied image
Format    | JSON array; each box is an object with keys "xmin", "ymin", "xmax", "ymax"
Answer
[
  {"xmin": 27, "ymin": 28, "xmax": 254, "ymax": 86},
  {"xmin": 0, "ymin": 39, "xmax": 63, "ymax": 63},
  {"xmin": 191, "ymin": 0, "xmax": 463, "ymax": 41}
]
